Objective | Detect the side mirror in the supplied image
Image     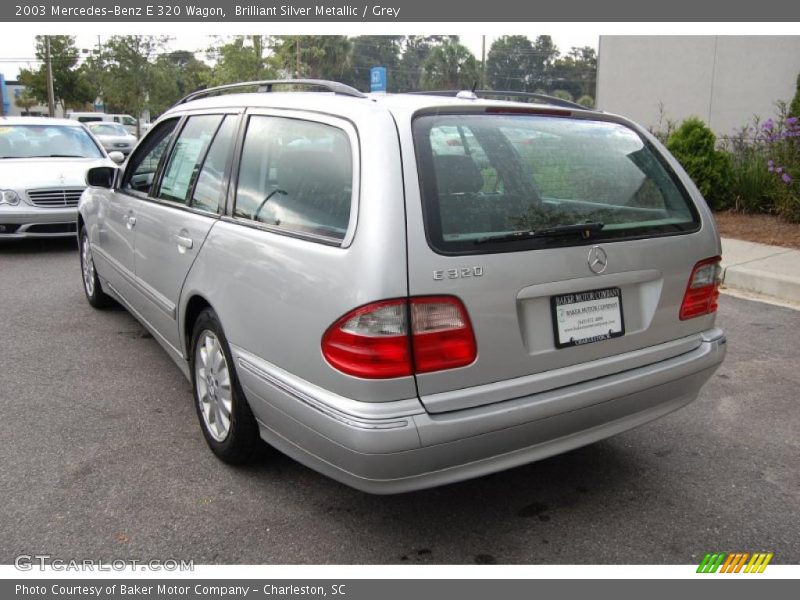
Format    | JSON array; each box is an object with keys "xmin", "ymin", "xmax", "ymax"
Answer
[
  {"xmin": 108, "ymin": 151, "xmax": 126, "ymax": 164},
  {"xmin": 86, "ymin": 166, "xmax": 118, "ymax": 189}
]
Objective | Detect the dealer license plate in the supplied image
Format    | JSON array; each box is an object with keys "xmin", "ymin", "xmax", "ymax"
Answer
[{"xmin": 551, "ymin": 287, "xmax": 625, "ymax": 349}]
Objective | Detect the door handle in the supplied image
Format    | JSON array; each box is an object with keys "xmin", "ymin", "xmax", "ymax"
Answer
[
  {"xmin": 126, "ymin": 215, "xmax": 136, "ymax": 229},
  {"xmin": 175, "ymin": 235, "xmax": 193, "ymax": 250}
]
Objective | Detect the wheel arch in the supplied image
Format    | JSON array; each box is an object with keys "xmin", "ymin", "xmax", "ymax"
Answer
[{"xmin": 182, "ymin": 294, "xmax": 214, "ymax": 358}]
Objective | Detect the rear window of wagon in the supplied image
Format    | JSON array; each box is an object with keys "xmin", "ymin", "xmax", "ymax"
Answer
[{"xmin": 412, "ymin": 112, "xmax": 701, "ymax": 255}]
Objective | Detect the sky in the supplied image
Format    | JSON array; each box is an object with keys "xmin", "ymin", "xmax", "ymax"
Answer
[{"xmin": 0, "ymin": 32, "xmax": 599, "ymax": 81}]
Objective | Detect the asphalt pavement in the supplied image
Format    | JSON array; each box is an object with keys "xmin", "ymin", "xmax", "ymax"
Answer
[{"xmin": 1, "ymin": 238, "xmax": 798, "ymax": 565}]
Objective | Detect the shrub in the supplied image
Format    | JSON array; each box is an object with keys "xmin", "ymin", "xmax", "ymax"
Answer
[
  {"xmin": 762, "ymin": 105, "xmax": 800, "ymax": 222},
  {"xmin": 577, "ymin": 95, "xmax": 594, "ymax": 108},
  {"xmin": 790, "ymin": 73, "xmax": 800, "ymax": 119},
  {"xmin": 648, "ymin": 101, "xmax": 677, "ymax": 144},
  {"xmin": 667, "ymin": 117, "xmax": 732, "ymax": 210},
  {"xmin": 722, "ymin": 122, "xmax": 780, "ymax": 214},
  {"xmin": 551, "ymin": 89, "xmax": 574, "ymax": 102}
]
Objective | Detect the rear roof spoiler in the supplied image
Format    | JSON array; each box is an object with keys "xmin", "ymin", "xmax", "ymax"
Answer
[{"xmin": 408, "ymin": 90, "xmax": 589, "ymax": 110}]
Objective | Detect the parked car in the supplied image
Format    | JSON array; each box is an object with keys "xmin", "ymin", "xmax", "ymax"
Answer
[
  {"xmin": 78, "ymin": 80, "xmax": 726, "ymax": 493},
  {"xmin": 0, "ymin": 117, "xmax": 120, "ymax": 239},
  {"xmin": 86, "ymin": 122, "xmax": 137, "ymax": 156},
  {"xmin": 67, "ymin": 111, "xmax": 150, "ymax": 136}
]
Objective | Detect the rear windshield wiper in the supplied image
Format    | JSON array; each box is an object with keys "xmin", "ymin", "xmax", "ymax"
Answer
[{"xmin": 474, "ymin": 222, "xmax": 605, "ymax": 245}]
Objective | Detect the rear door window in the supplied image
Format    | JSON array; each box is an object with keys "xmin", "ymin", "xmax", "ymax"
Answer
[
  {"xmin": 234, "ymin": 115, "xmax": 353, "ymax": 243},
  {"xmin": 157, "ymin": 114, "xmax": 223, "ymax": 205},
  {"xmin": 191, "ymin": 116, "xmax": 238, "ymax": 213},
  {"xmin": 413, "ymin": 113, "xmax": 699, "ymax": 254}
]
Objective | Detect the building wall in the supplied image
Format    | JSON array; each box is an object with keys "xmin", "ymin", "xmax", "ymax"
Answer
[
  {"xmin": 596, "ymin": 36, "xmax": 800, "ymax": 138},
  {"xmin": 4, "ymin": 82, "xmax": 50, "ymax": 117}
]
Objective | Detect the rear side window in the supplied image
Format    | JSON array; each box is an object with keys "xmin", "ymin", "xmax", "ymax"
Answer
[
  {"xmin": 234, "ymin": 115, "xmax": 353, "ymax": 242},
  {"xmin": 413, "ymin": 113, "xmax": 699, "ymax": 254},
  {"xmin": 158, "ymin": 115, "xmax": 224, "ymax": 205},
  {"xmin": 192, "ymin": 116, "xmax": 237, "ymax": 213}
]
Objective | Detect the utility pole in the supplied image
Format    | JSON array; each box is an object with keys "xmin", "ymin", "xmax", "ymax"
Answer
[
  {"xmin": 295, "ymin": 38, "xmax": 301, "ymax": 78},
  {"xmin": 481, "ymin": 35, "xmax": 486, "ymax": 90},
  {"xmin": 96, "ymin": 36, "xmax": 104, "ymax": 112},
  {"xmin": 253, "ymin": 35, "xmax": 262, "ymax": 79},
  {"xmin": 45, "ymin": 35, "xmax": 56, "ymax": 117}
]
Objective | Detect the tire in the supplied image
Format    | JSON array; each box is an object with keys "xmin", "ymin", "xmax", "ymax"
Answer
[
  {"xmin": 190, "ymin": 308, "xmax": 259, "ymax": 464},
  {"xmin": 79, "ymin": 226, "xmax": 114, "ymax": 309}
]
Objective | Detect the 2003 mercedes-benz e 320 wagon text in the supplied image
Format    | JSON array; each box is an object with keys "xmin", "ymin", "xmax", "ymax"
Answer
[{"xmin": 78, "ymin": 80, "xmax": 726, "ymax": 493}]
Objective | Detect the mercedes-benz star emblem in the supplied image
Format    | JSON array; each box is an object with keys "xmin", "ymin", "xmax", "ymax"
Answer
[{"xmin": 587, "ymin": 246, "xmax": 608, "ymax": 274}]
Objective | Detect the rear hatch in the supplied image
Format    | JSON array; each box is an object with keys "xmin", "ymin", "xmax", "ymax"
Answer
[{"xmin": 403, "ymin": 107, "xmax": 720, "ymax": 413}]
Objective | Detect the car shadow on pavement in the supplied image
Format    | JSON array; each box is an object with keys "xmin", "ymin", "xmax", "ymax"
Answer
[{"xmin": 239, "ymin": 435, "xmax": 641, "ymax": 559}]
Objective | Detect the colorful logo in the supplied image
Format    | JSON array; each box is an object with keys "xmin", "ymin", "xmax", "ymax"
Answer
[{"xmin": 697, "ymin": 552, "xmax": 773, "ymax": 573}]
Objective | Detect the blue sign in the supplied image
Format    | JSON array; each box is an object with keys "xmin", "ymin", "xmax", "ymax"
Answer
[
  {"xmin": 370, "ymin": 67, "xmax": 387, "ymax": 93},
  {"xmin": 0, "ymin": 74, "xmax": 9, "ymax": 116}
]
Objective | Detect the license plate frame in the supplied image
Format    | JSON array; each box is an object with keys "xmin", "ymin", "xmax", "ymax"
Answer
[{"xmin": 551, "ymin": 287, "xmax": 625, "ymax": 349}]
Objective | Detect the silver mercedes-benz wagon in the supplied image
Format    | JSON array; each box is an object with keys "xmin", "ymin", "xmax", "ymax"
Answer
[{"xmin": 78, "ymin": 80, "xmax": 726, "ymax": 493}]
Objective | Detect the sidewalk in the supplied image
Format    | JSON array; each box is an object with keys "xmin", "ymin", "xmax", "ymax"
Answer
[{"xmin": 721, "ymin": 238, "xmax": 800, "ymax": 305}]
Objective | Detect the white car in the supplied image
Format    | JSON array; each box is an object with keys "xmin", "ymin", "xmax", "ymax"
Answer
[
  {"xmin": 86, "ymin": 122, "xmax": 138, "ymax": 156},
  {"xmin": 0, "ymin": 117, "xmax": 120, "ymax": 239}
]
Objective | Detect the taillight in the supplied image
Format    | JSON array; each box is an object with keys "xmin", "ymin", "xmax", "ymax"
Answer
[
  {"xmin": 411, "ymin": 296, "xmax": 477, "ymax": 374},
  {"xmin": 321, "ymin": 300, "xmax": 412, "ymax": 379},
  {"xmin": 680, "ymin": 257, "xmax": 722, "ymax": 320},
  {"xmin": 321, "ymin": 296, "xmax": 477, "ymax": 379}
]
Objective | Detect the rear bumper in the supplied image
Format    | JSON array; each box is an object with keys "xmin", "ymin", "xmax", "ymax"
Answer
[{"xmin": 234, "ymin": 329, "xmax": 726, "ymax": 494}]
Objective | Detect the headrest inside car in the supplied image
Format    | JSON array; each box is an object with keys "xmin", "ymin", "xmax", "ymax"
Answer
[{"xmin": 433, "ymin": 155, "xmax": 484, "ymax": 196}]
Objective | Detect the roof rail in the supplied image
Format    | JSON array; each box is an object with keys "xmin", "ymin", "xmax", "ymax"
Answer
[
  {"xmin": 177, "ymin": 79, "xmax": 368, "ymax": 105},
  {"xmin": 408, "ymin": 90, "xmax": 587, "ymax": 110}
]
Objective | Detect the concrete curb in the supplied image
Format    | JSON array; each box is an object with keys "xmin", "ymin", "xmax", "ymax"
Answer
[{"xmin": 721, "ymin": 238, "xmax": 800, "ymax": 305}]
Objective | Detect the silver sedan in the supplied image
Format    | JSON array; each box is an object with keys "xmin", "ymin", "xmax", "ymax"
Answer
[{"xmin": 87, "ymin": 122, "xmax": 138, "ymax": 156}]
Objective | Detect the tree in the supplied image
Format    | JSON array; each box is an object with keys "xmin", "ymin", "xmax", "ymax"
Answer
[
  {"xmin": 342, "ymin": 36, "xmax": 403, "ymax": 91},
  {"xmin": 486, "ymin": 35, "xmax": 536, "ymax": 91},
  {"xmin": 17, "ymin": 36, "xmax": 93, "ymax": 115},
  {"xmin": 149, "ymin": 50, "xmax": 212, "ymax": 115},
  {"xmin": 528, "ymin": 35, "xmax": 559, "ymax": 92},
  {"xmin": 87, "ymin": 36, "xmax": 168, "ymax": 136},
  {"xmin": 207, "ymin": 36, "xmax": 275, "ymax": 85},
  {"xmin": 271, "ymin": 36, "xmax": 352, "ymax": 80},
  {"xmin": 421, "ymin": 40, "xmax": 479, "ymax": 90},
  {"xmin": 552, "ymin": 46, "xmax": 597, "ymax": 99},
  {"xmin": 14, "ymin": 89, "xmax": 39, "ymax": 114},
  {"xmin": 395, "ymin": 36, "xmax": 459, "ymax": 91}
]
